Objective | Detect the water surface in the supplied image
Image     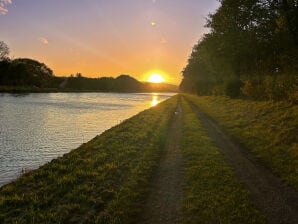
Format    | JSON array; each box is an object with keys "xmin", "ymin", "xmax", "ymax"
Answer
[{"xmin": 0, "ymin": 92, "xmax": 174, "ymax": 186}]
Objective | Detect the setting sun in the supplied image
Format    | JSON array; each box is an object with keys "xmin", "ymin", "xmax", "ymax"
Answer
[{"xmin": 148, "ymin": 74, "xmax": 165, "ymax": 83}]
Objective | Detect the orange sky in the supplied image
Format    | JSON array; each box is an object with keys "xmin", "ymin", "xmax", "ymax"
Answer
[{"xmin": 0, "ymin": 0, "xmax": 220, "ymax": 85}]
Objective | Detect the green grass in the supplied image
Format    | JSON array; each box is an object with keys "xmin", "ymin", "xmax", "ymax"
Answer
[
  {"xmin": 184, "ymin": 94, "xmax": 298, "ymax": 190},
  {"xmin": 181, "ymin": 98, "xmax": 265, "ymax": 224},
  {"xmin": 3, "ymin": 94, "xmax": 290, "ymax": 223},
  {"xmin": 0, "ymin": 96, "xmax": 178, "ymax": 223}
]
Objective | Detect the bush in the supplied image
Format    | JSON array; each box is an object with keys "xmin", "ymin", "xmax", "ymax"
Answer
[
  {"xmin": 225, "ymin": 78, "xmax": 243, "ymax": 98},
  {"xmin": 241, "ymin": 80, "xmax": 264, "ymax": 100},
  {"xmin": 241, "ymin": 75, "xmax": 297, "ymax": 103}
]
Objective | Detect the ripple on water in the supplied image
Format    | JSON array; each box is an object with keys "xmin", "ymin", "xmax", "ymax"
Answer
[{"xmin": 0, "ymin": 92, "xmax": 175, "ymax": 186}]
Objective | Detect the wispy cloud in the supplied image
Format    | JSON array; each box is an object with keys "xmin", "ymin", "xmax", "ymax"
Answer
[
  {"xmin": 0, "ymin": 6, "xmax": 8, "ymax": 14},
  {"xmin": 0, "ymin": 0, "xmax": 12, "ymax": 15},
  {"xmin": 160, "ymin": 38, "xmax": 168, "ymax": 44},
  {"xmin": 39, "ymin": 37, "xmax": 49, "ymax": 45}
]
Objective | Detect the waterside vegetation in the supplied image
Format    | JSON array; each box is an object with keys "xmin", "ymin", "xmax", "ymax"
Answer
[{"xmin": 180, "ymin": 1, "xmax": 297, "ymax": 103}]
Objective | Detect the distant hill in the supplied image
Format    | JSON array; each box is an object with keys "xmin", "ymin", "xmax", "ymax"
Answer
[
  {"xmin": 143, "ymin": 82, "xmax": 179, "ymax": 93},
  {"xmin": 0, "ymin": 58, "xmax": 178, "ymax": 93},
  {"xmin": 64, "ymin": 74, "xmax": 178, "ymax": 92}
]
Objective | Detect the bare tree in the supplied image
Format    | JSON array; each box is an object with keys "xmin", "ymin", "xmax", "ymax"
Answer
[{"xmin": 0, "ymin": 41, "xmax": 9, "ymax": 61}]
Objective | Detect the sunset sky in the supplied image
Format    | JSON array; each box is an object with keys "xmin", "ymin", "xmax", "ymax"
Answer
[{"xmin": 0, "ymin": 0, "xmax": 219, "ymax": 84}]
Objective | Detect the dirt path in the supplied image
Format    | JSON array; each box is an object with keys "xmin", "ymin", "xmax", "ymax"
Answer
[
  {"xmin": 187, "ymin": 99, "xmax": 298, "ymax": 224},
  {"xmin": 139, "ymin": 101, "xmax": 183, "ymax": 224}
]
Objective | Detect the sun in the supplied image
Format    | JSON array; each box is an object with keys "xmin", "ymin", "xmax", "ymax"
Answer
[{"xmin": 148, "ymin": 73, "xmax": 165, "ymax": 83}]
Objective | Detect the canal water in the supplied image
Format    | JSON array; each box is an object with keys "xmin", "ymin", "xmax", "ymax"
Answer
[{"xmin": 0, "ymin": 92, "xmax": 175, "ymax": 186}]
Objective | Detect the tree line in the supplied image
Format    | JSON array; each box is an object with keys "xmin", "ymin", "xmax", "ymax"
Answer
[
  {"xmin": 180, "ymin": 0, "xmax": 297, "ymax": 102},
  {"xmin": 0, "ymin": 41, "xmax": 176, "ymax": 92},
  {"xmin": 0, "ymin": 41, "xmax": 60, "ymax": 89}
]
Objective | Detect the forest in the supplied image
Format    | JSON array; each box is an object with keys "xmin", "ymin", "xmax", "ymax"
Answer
[{"xmin": 180, "ymin": 0, "xmax": 297, "ymax": 103}]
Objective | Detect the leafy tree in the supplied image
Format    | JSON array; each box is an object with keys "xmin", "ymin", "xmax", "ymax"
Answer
[
  {"xmin": 0, "ymin": 58, "xmax": 55, "ymax": 87},
  {"xmin": 180, "ymin": 0, "xmax": 298, "ymax": 101},
  {"xmin": 12, "ymin": 58, "xmax": 53, "ymax": 76}
]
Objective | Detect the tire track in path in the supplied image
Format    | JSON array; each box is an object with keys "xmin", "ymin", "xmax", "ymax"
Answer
[
  {"xmin": 187, "ymin": 99, "xmax": 298, "ymax": 224},
  {"xmin": 139, "ymin": 101, "xmax": 183, "ymax": 224}
]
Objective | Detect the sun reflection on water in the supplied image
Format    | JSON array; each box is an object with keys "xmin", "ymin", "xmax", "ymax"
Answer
[
  {"xmin": 151, "ymin": 93, "xmax": 159, "ymax": 107},
  {"xmin": 0, "ymin": 92, "xmax": 176, "ymax": 187}
]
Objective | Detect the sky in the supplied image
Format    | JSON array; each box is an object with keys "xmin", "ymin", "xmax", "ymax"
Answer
[{"xmin": 0, "ymin": 0, "xmax": 220, "ymax": 84}]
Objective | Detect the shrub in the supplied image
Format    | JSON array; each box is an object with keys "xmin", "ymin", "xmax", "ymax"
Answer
[
  {"xmin": 241, "ymin": 75, "xmax": 297, "ymax": 103},
  {"xmin": 225, "ymin": 78, "xmax": 243, "ymax": 98}
]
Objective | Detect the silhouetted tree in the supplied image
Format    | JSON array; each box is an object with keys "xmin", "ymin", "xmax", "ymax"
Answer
[
  {"xmin": 0, "ymin": 41, "xmax": 9, "ymax": 61},
  {"xmin": 75, "ymin": 72, "xmax": 82, "ymax": 78},
  {"xmin": 0, "ymin": 58, "xmax": 55, "ymax": 87}
]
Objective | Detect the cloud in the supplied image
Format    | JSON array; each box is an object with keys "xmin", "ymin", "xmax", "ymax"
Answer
[
  {"xmin": 152, "ymin": 0, "xmax": 157, "ymax": 3},
  {"xmin": 0, "ymin": 0, "xmax": 12, "ymax": 15},
  {"xmin": 0, "ymin": 6, "xmax": 8, "ymax": 14},
  {"xmin": 39, "ymin": 37, "xmax": 49, "ymax": 45},
  {"xmin": 160, "ymin": 38, "xmax": 168, "ymax": 44}
]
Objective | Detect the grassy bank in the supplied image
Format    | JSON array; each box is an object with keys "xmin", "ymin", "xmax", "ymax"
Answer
[
  {"xmin": 0, "ymin": 96, "xmax": 178, "ymax": 223},
  {"xmin": 181, "ymin": 98, "xmax": 265, "ymax": 223},
  {"xmin": 2, "ymin": 94, "xmax": 293, "ymax": 223},
  {"xmin": 184, "ymin": 94, "xmax": 298, "ymax": 190}
]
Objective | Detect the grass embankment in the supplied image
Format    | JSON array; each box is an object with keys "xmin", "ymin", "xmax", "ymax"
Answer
[
  {"xmin": 181, "ymin": 98, "xmax": 265, "ymax": 224},
  {"xmin": 184, "ymin": 94, "xmax": 298, "ymax": 190},
  {"xmin": 0, "ymin": 96, "xmax": 178, "ymax": 223}
]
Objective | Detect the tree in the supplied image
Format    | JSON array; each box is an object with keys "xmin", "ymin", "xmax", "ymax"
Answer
[
  {"xmin": 180, "ymin": 0, "xmax": 298, "ymax": 101},
  {"xmin": 12, "ymin": 58, "xmax": 53, "ymax": 77},
  {"xmin": 0, "ymin": 58, "xmax": 55, "ymax": 87},
  {"xmin": 75, "ymin": 72, "xmax": 82, "ymax": 78},
  {"xmin": 0, "ymin": 41, "xmax": 9, "ymax": 61}
]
